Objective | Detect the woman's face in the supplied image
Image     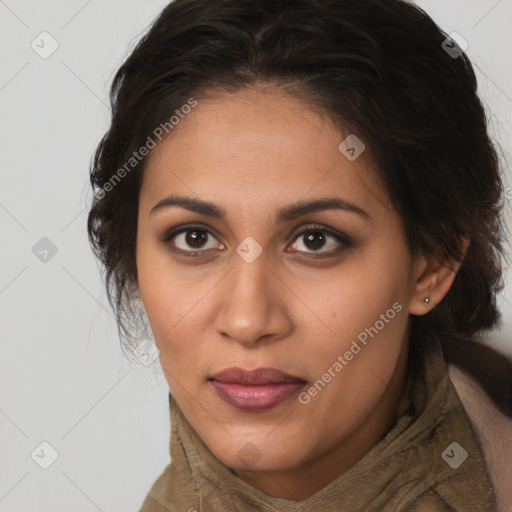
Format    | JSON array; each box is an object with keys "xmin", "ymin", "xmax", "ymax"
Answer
[{"xmin": 136, "ymin": 88, "xmax": 425, "ymax": 498}]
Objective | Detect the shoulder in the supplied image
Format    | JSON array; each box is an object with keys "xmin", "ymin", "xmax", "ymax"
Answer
[{"xmin": 448, "ymin": 363, "xmax": 512, "ymax": 512}]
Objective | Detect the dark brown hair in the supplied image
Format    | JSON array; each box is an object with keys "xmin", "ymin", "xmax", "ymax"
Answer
[{"xmin": 87, "ymin": 0, "xmax": 511, "ymax": 414}]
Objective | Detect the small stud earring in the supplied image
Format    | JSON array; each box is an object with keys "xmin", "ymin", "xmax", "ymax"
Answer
[{"xmin": 424, "ymin": 297, "xmax": 431, "ymax": 307}]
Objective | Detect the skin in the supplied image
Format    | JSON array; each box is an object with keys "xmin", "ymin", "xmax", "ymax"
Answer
[{"xmin": 135, "ymin": 87, "xmax": 462, "ymax": 500}]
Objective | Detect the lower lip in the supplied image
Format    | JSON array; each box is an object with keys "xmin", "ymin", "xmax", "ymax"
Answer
[{"xmin": 209, "ymin": 380, "xmax": 306, "ymax": 411}]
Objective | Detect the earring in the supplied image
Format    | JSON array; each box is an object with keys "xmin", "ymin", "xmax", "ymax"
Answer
[{"xmin": 424, "ymin": 297, "xmax": 431, "ymax": 307}]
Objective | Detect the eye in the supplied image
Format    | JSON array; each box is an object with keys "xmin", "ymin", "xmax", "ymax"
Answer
[
  {"xmin": 161, "ymin": 223, "xmax": 351, "ymax": 258},
  {"xmin": 287, "ymin": 224, "xmax": 352, "ymax": 256},
  {"xmin": 162, "ymin": 224, "xmax": 224, "ymax": 256}
]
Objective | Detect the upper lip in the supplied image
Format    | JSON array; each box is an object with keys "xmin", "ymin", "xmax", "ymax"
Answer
[{"xmin": 209, "ymin": 366, "xmax": 306, "ymax": 385}]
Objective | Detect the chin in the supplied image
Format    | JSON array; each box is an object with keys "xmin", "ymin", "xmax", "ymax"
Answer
[{"xmin": 211, "ymin": 437, "xmax": 304, "ymax": 473}]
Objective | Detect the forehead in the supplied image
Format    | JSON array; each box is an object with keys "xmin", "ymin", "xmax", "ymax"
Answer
[{"xmin": 140, "ymin": 88, "xmax": 391, "ymax": 220}]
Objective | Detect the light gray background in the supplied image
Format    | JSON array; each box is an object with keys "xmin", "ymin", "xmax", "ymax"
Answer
[{"xmin": 1, "ymin": 1, "xmax": 511, "ymax": 510}]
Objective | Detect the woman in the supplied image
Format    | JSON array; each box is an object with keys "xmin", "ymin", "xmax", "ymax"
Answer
[{"xmin": 87, "ymin": 0, "xmax": 512, "ymax": 510}]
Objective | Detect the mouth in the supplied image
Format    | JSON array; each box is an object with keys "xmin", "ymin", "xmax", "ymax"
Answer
[{"xmin": 208, "ymin": 367, "xmax": 307, "ymax": 411}]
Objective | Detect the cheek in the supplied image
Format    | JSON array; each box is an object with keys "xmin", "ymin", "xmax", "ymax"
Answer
[
  {"xmin": 297, "ymin": 242, "xmax": 411, "ymax": 397},
  {"xmin": 136, "ymin": 237, "xmax": 218, "ymax": 373},
  {"xmin": 137, "ymin": 229, "xmax": 188, "ymax": 319},
  {"xmin": 299, "ymin": 300, "xmax": 409, "ymax": 436},
  {"xmin": 136, "ymin": 237, "xmax": 183, "ymax": 345},
  {"xmin": 312, "ymin": 247, "xmax": 410, "ymax": 340},
  {"xmin": 305, "ymin": 286, "xmax": 408, "ymax": 388}
]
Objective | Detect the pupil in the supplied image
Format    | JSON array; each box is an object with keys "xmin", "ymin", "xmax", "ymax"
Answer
[
  {"xmin": 186, "ymin": 230, "xmax": 207, "ymax": 248},
  {"xmin": 304, "ymin": 231, "xmax": 325, "ymax": 250}
]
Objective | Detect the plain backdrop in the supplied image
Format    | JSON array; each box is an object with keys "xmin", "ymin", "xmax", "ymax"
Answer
[{"xmin": 0, "ymin": 1, "xmax": 511, "ymax": 510}]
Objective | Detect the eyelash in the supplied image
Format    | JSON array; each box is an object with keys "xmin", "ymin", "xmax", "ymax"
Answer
[{"xmin": 161, "ymin": 223, "xmax": 352, "ymax": 258}]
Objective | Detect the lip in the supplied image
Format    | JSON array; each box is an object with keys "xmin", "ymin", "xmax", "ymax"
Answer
[{"xmin": 209, "ymin": 367, "xmax": 307, "ymax": 411}]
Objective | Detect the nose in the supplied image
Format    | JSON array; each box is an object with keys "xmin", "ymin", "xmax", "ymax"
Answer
[{"xmin": 213, "ymin": 251, "xmax": 293, "ymax": 347}]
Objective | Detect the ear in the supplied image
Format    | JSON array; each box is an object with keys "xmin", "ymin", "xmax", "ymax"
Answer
[{"xmin": 409, "ymin": 237, "xmax": 470, "ymax": 316}]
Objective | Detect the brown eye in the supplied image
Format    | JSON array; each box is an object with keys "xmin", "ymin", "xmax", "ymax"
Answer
[
  {"xmin": 302, "ymin": 230, "xmax": 327, "ymax": 251},
  {"xmin": 163, "ymin": 225, "xmax": 223, "ymax": 255},
  {"xmin": 288, "ymin": 224, "xmax": 352, "ymax": 255},
  {"xmin": 183, "ymin": 229, "xmax": 209, "ymax": 248}
]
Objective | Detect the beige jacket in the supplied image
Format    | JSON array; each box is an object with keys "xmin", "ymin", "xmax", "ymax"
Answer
[{"xmin": 449, "ymin": 364, "xmax": 512, "ymax": 512}]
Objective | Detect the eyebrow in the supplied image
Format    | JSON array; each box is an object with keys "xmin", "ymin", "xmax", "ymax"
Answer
[{"xmin": 150, "ymin": 195, "xmax": 372, "ymax": 223}]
